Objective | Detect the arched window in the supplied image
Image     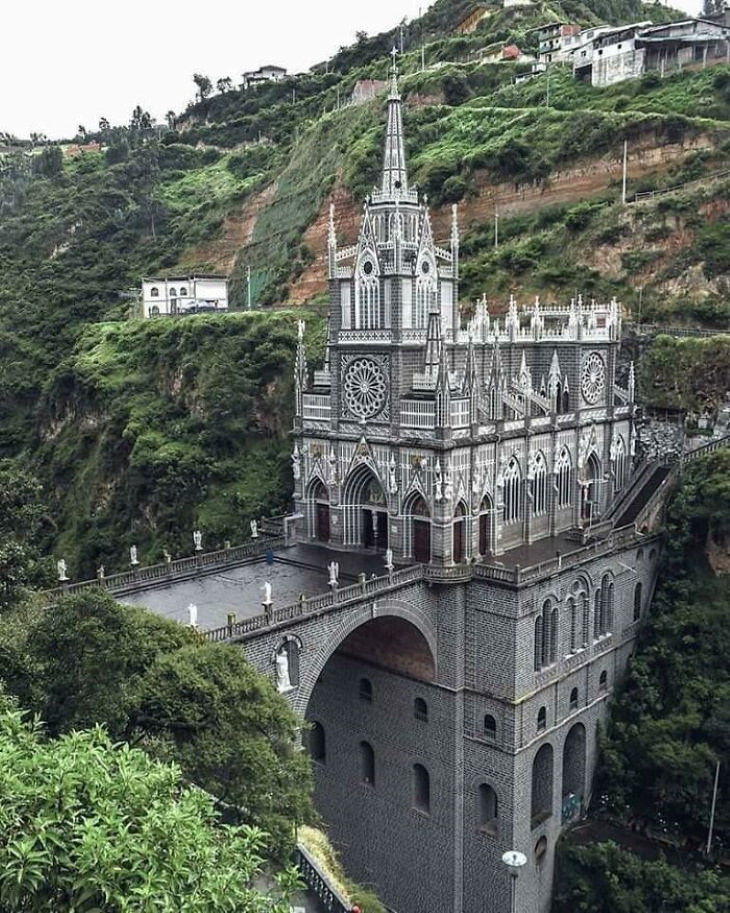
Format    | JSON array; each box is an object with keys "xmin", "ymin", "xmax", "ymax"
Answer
[
  {"xmin": 594, "ymin": 589, "xmax": 602, "ymax": 639},
  {"xmin": 596, "ymin": 574, "xmax": 613, "ymax": 636},
  {"xmin": 535, "ymin": 600, "xmax": 557, "ymax": 671},
  {"xmin": 360, "ymin": 741, "xmax": 375, "ymax": 786},
  {"xmin": 150, "ymin": 286, "xmax": 159, "ymax": 297},
  {"xmin": 556, "ymin": 449, "xmax": 572, "ymax": 509},
  {"xmin": 478, "ymin": 494, "xmax": 493, "ymax": 556},
  {"xmin": 530, "ymin": 453, "xmax": 548, "ymax": 517},
  {"xmin": 359, "ymin": 678, "xmax": 372, "ymax": 702},
  {"xmin": 179, "ymin": 286, "xmax": 188, "ymax": 296},
  {"xmin": 633, "ymin": 582, "xmax": 643, "ymax": 621},
  {"xmin": 150, "ymin": 305, "xmax": 160, "ymax": 317},
  {"xmin": 309, "ymin": 721, "xmax": 325, "ymax": 763},
  {"xmin": 413, "ymin": 764, "xmax": 430, "ymax": 814},
  {"xmin": 169, "ymin": 287, "xmax": 177, "ymax": 297},
  {"xmin": 531, "ymin": 744, "xmax": 553, "ymax": 827},
  {"xmin": 477, "ymin": 784, "xmax": 498, "ymax": 834},
  {"xmin": 453, "ymin": 501, "xmax": 467, "ymax": 563},
  {"xmin": 599, "ymin": 670, "xmax": 608, "ymax": 693},
  {"xmin": 484, "ymin": 714, "xmax": 497, "ymax": 741},
  {"xmin": 502, "ymin": 458, "xmax": 522, "ymax": 525},
  {"xmin": 569, "ymin": 687, "xmax": 579, "ymax": 711},
  {"xmin": 309, "ymin": 478, "xmax": 329, "ymax": 543},
  {"xmin": 356, "ymin": 257, "xmax": 381, "ymax": 329},
  {"xmin": 414, "ymin": 697, "xmax": 428, "ymax": 722},
  {"xmin": 537, "ymin": 706, "xmax": 547, "ymax": 732}
]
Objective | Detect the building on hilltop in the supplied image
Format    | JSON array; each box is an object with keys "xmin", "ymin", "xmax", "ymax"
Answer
[
  {"xmin": 141, "ymin": 275, "xmax": 228, "ymax": 318},
  {"xmin": 285, "ymin": 65, "xmax": 655, "ymax": 913},
  {"xmin": 242, "ymin": 65, "xmax": 288, "ymax": 89}
]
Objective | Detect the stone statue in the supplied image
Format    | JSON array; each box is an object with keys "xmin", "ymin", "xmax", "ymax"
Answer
[
  {"xmin": 57, "ymin": 559, "xmax": 68, "ymax": 582},
  {"xmin": 434, "ymin": 459, "xmax": 443, "ymax": 502},
  {"xmin": 291, "ymin": 444, "xmax": 301, "ymax": 480},
  {"xmin": 97, "ymin": 565, "xmax": 105, "ymax": 580},
  {"xmin": 193, "ymin": 529, "xmax": 203, "ymax": 551},
  {"xmin": 130, "ymin": 544, "xmax": 139, "ymax": 566},
  {"xmin": 443, "ymin": 473, "xmax": 453, "ymax": 502},
  {"xmin": 276, "ymin": 647, "xmax": 292, "ymax": 692},
  {"xmin": 163, "ymin": 549, "xmax": 172, "ymax": 564},
  {"xmin": 328, "ymin": 448, "xmax": 337, "ymax": 484},
  {"xmin": 297, "ymin": 319, "xmax": 305, "ymax": 341},
  {"xmin": 384, "ymin": 548, "xmax": 394, "ymax": 573},
  {"xmin": 388, "ymin": 456, "xmax": 398, "ymax": 495},
  {"xmin": 187, "ymin": 603, "xmax": 198, "ymax": 628},
  {"xmin": 262, "ymin": 581, "xmax": 272, "ymax": 605},
  {"xmin": 328, "ymin": 561, "xmax": 339, "ymax": 587},
  {"xmin": 250, "ymin": 519, "xmax": 258, "ymax": 539}
]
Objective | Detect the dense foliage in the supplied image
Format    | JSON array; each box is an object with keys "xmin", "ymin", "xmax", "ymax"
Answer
[
  {"xmin": 554, "ymin": 450, "xmax": 730, "ymax": 912},
  {"xmin": 638, "ymin": 335, "xmax": 730, "ymax": 411},
  {"xmin": 0, "ymin": 702, "xmax": 298, "ymax": 913},
  {"xmin": 0, "ymin": 590, "xmax": 314, "ymax": 857}
]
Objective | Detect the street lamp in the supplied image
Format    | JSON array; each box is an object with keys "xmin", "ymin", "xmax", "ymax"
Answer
[{"xmin": 502, "ymin": 850, "xmax": 527, "ymax": 913}]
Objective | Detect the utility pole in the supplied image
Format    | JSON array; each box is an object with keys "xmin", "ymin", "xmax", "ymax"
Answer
[
  {"xmin": 706, "ymin": 760, "xmax": 721, "ymax": 855},
  {"xmin": 622, "ymin": 139, "xmax": 629, "ymax": 204},
  {"xmin": 546, "ymin": 62, "xmax": 550, "ymax": 107},
  {"xmin": 637, "ymin": 286, "xmax": 643, "ymax": 327},
  {"xmin": 246, "ymin": 265, "xmax": 252, "ymax": 310},
  {"xmin": 494, "ymin": 208, "xmax": 499, "ymax": 249}
]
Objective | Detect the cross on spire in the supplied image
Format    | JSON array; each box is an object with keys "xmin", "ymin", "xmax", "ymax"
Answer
[{"xmin": 391, "ymin": 45, "xmax": 399, "ymax": 75}]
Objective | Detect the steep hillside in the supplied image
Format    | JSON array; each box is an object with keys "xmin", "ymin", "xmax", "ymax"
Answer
[{"xmin": 0, "ymin": 0, "xmax": 728, "ymax": 573}]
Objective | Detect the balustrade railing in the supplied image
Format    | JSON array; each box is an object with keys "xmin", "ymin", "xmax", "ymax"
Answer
[
  {"xmin": 294, "ymin": 845, "xmax": 350, "ymax": 913},
  {"xmin": 202, "ymin": 564, "xmax": 426, "ymax": 642},
  {"xmin": 41, "ymin": 537, "xmax": 284, "ymax": 605}
]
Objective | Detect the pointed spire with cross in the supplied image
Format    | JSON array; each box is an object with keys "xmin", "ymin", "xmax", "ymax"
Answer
[{"xmin": 381, "ymin": 49, "xmax": 408, "ymax": 198}]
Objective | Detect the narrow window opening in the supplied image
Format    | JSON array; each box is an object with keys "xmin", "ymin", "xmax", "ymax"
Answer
[
  {"xmin": 413, "ymin": 764, "xmax": 430, "ymax": 815},
  {"xmin": 359, "ymin": 678, "xmax": 372, "ymax": 702}
]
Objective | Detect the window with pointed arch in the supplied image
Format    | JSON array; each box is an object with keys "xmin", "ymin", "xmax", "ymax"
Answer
[
  {"xmin": 556, "ymin": 449, "xmax": 572, "ymax": 509},
  {"xmin": 502, "ymin": 457, "xmax": 522, "ymax": 525},
  {"xmin": 414, "ymin": 273, "xmax": 434, "ymax": 328},
  {"xmin": 150, "ymin": 287, "xmax": 159, "ymax": 298},
  {"xmin": 356, "ymin": 260, "xmax": 380, "ymax": 329},
  {"xmin": 169, "ymin": 287, "xmax": 177, "ymax": 297},
  {"xmin": 567, "ymin": 580, "xmax": 589, "ymax": 652},
  {"xmin": 594, "ymin": 575, "xmax": 614, "ymax": 638},
  {"xmin": 484, "ymin": 714, "xmax": 497, "ymax": 741},
  {"xmin": 633, "ymin": 582, "xmax": 643, "ymax": 621},
  {"xmin": 530, "ymin": 452, "xmax": 548, "ymax": 517}
]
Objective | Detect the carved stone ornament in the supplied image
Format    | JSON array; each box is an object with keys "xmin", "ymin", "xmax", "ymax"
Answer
[{"xmin": 580, "ymin": 352, "xmax": 606, "ymax": 405}]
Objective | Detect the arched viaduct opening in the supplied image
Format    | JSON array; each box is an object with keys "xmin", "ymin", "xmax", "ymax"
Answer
[{"xmin": 301, "ymin": 610, "xmax": 444, "ymax": 913}]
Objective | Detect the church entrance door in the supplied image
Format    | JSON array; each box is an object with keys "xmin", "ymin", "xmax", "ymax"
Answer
[
  {"xmin": 362, "ymin": 509, "xmax": 388, "ymax": 550},
  {"xmin": 413, "ymin": 519, "xmax": 431, "ymax": 563},
  {"xmin": 316, "ymin": 503, "xmax": 330, "ymax": 542}
]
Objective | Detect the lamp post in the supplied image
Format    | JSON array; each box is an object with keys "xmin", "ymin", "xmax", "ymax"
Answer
[{"xmin": 502, "ymin": 850, "xmax": 527, "ymax": 913}]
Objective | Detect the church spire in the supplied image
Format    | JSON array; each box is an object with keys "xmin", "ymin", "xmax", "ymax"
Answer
[{"xmin": 381, "ymin": 49, "xmax": 409, "ymax": 198}]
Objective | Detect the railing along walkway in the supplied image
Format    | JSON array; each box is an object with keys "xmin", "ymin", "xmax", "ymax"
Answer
[
  {"xmin": 203, "ymin": 564, "xmax": 426, "ymax": 643},
  {"xmin": 294, "ymin": 844, "xmax": 350, "ymax": 913},
  {"xmin": 40, "ymin": 536, "xmax": 285, "ymax": 605}
]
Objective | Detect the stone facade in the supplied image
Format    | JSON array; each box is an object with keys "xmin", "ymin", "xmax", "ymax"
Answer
[{"xmin": 233, "ymin": 69, "xmax": 661, "ymax": 913}]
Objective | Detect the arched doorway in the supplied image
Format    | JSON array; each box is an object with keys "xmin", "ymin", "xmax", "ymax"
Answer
[
  {"xmin": 531, "ymin": 743, "xmax": 554, "ymax": 828},
  {"xmin": 343, "ymin": 464, "xmax": 388, "ymax": 550},
  {"xmin": 581, "ymin": 453, "xmax": 601, "ymax": 522},
  {"xmin": 308, "ymin": 478, "xmax": 330, "ymax": 542},
  {"xmin": 404, "ymin": 492, "xmax": 431, "ymax": 563},
  {"xmin": 303, "ymin": 613, "xmax": 437, "ymax": 913},
  {"xmin": 478, "ymin": 494, "xmax": 493, "ymax": 556},
  {"xmin": 561, "ymin": 723, "xmax": 586, "ymax": 822},
  {"xmin": 453, "ymin": 501, "xmax": 467, "ymax": 563}
]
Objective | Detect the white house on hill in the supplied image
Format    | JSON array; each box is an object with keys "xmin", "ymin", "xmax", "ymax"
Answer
[{"xmin": 141, "ymin": 276, "xmax": 229, "ymax": 318}]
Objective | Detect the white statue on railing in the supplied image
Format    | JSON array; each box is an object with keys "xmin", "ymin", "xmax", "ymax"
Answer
[
  {"xmin": 276, "ymin": 645, "xmax": 293, "ymax": 692},
  {"xmin": 187, "ymin": 603, "xmax": 198, "ymax": 628},
  {"xmin": 97, "ymin": 565, "xmax": 105, "ymax": 580},
  {"xmin": 328, "ymin": 561, "xmax": 339, "ymax": 588},
  {"xmin": 130, "ymin": 544, "xmax": 139, "ymax": 566},
  {"xmin": 384, "ymin": 548, "xmax": 394, "ymax": 574},
  {"xmin": 250, "ymin": 519, "xmax": 258, "ymax": 539},
  {"xmin": 291, "ymin": 443, "xmax": 301, "ymax": 481},
  {"xmin": 193, "ymin": 529, "xmax": 203, "ymax": 552},
  {"xmin": 57, "ymin": 559, "xmax": 68, "ymax": 582},
  {"xmin": 262, "ymin": 581, "xmax": 272, "ymax": 609}
]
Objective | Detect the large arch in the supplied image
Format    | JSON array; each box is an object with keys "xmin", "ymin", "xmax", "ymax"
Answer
[
  {"xmin": 342, "ymin": 463, "xmax": 388, "ymax": 549},
  {"xmin": 293, "ymin": 597, "xmax": 438, "ymax": 716},
  {"xmin": 306, "ymin": 475, "xmax": 329, "ymax": 542},
  {"xmin": 582, "ymin": 453, "xmax": 601, "ymax": 522},
  {"xmin": 453, "ymin": 500, "xmax": 468, "ymax": 563},
  {"xmin": 531, "ymin": 743, "xmax": 554, "ymax": 828}
]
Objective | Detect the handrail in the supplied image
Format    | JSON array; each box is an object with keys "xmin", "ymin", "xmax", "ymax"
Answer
[
  {"xmin": 202, "ymin": 564, "xmax": 426, "ymax": 643},
  {"xmin": 294, "ymin": 844, "xmax": 350, "ymax": 913},
  {"xmin": 682, "ymin": 434, "xmax": 730, "ymax": 463},
  {"xmin": 40, "ymin": 536, "xmax": 284, "ymax": 604}
]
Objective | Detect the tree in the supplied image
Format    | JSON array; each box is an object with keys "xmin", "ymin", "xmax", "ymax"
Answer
[
  {"xmin": 25, "ymin": 590, "xmax": 196, "ymax": 737},
  {"xmin": 0, "ymin": 706, "xmax": 299, "ymax": 912},
  {"xmin": 216, "ymin": 76, "xmax": 233, "ymax": 94},
  {"xmin": 165, "ymin": 109, "xmax": 177, "ymax": 130},
  {"xmin": 193, "ymin": 73, "xmax": 213, "ymax": 102},
  {"xmin": 135, "ymin": 643, "xmax": 313, "ymax": 857},
  {"xmin": 0, "ymin": 461, "xmax": 52, "ymax": 606}
]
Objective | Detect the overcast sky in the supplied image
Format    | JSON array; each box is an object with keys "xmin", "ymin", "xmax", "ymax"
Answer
[{"xmin": 3, "ymin": 0, "xmax": 701, "ymax": 140}]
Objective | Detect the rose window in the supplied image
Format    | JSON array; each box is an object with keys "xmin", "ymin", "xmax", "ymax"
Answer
[
  {"xmin": 343, "ymin": 358, "xmax": 387, "ymax": 420},
  {"xmin": 580, "ymin": 353, "xmax": 606, "ymax": 405}
]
